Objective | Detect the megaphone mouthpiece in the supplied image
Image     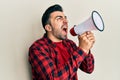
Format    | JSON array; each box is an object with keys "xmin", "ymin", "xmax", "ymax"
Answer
[{"xmin": 70, "ymin": 25, "xmax": 77, "ymax": 36}]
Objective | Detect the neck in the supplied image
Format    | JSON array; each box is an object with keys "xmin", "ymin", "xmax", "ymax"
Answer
[{"xmin": 47, "ymin": 33, "xmax": 62, "ymax": 42}]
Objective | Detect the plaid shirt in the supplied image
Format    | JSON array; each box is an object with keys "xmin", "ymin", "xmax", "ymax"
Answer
[{"xmin": 29, "ymin": 34, "xmax": 94, "ymax": 80}]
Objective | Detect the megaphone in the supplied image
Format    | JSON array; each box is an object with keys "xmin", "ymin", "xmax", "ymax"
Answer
[{"xmin": 70, "ymin": 11, "xmax": 104, "ymax": 36}]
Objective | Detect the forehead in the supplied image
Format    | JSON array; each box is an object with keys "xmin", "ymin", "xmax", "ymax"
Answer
[{"xmin": 50, "ymin": 11, "xmax": 65, "ymax": 18}]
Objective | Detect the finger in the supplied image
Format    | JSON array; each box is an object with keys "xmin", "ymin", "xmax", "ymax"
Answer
[
  {"xmin": 86, "ymin": 32, "xmax": 94, "ymax": 39},
  {"xmin": 86, "ymin": 32, "xmax": 94, "ymax": 37},
  {"xmin": 80, "ymin": 32, "xmax": 87, "ymax": 37},
  {"xmin": 87, "ymin": 35, "xmax": 95, "ymax": 41},
  {"xmin": 78, "ymin": 32, "xmax": 87, "ymax": 39},
  {"xmin": 88, "ymin": 36, "xmax": 95, "ymax": 44},
  {"xmin": 86, "ymin": 31, "xmax": 92, "ymax": 35},
  {"xmin": 86, "ymin": 33, "xmax": 95, "ymax": 42}
]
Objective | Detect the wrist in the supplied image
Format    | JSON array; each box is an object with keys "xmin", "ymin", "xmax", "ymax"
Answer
[{"xmin": 79, "ymin": 47, "xmax": 89, "ymax": 54}]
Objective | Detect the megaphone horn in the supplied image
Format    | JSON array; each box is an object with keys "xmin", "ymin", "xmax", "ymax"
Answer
[{"xmin": 70, "ymin": 11, "xmax": 104, "ymax": 36}]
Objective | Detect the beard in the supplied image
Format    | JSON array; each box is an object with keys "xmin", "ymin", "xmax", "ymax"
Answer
[
  {"xmin": 57, "ymin": 34, "xmax": 67, "ymax": 40},
  {"xmin": 52, "ymin": 30, "xmax": 67, "ymax": 40},
  {"xmin": 52, "ymin": 27, "xmax": 68, "ymax": 40}
]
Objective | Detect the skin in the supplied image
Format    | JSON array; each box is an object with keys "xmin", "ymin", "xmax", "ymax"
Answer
[{"xmin": 45, "ymin": 11, "xmax": 95, "ymax": 54}]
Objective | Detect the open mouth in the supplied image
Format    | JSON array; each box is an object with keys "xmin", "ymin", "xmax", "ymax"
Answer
[
  {"xmin": 62, "ymin": 27, "xmax": 67, "ymax": 33},
  {"xmin": 63, "ymin": 28, "xmax": 67, "ymax": 32}
]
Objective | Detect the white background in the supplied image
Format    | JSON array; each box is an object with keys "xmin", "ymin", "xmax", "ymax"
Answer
[{"xmin": 0, "ymin": 0, "xmax": 120, "ymax": 80}]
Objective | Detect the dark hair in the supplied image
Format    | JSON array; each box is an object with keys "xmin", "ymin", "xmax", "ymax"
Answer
[{"xmin": 42, "ymin": 4, "xmax": 63, "ymax": 29}]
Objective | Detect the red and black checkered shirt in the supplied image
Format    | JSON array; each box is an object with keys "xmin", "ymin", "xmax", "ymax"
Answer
[{"xmin": 29, "ymin": 34, "xmax": 94, "ymax": 80}]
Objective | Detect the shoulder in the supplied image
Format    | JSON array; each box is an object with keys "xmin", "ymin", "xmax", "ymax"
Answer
[
  {"xmin": 28, "ymin": 36, "xmax": 51, "ymax": 57},
  {"xmin": 29, "ymin": 37, "xmax": 48, "ymax": 50}
]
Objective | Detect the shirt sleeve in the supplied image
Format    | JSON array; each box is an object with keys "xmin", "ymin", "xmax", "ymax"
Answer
[
  {"xmin": 29, "ymin": 45, "xmax": 88, "ymax": 80},
  {"xmin": 79, "ymin": 52, "xmax": 94, "ymax": 73},
  {"xmin": 68, "ymin": 40, "xmax": 94, "ymax": 74}
]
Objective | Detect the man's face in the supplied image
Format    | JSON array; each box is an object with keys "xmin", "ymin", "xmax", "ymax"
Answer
[{"xmin": 49, "ymin": 11, "xmax": 68, "ymax": 40}]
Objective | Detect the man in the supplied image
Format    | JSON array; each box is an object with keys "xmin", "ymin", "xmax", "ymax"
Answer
[{"xmin": 29, "ymin": 4, "xmax": 95, "ymax": 80}]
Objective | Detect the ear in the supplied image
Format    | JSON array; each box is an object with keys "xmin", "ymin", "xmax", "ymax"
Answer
[{"xmin": 45, "ymin": 24, "xmax": 52, "ymax": 31}]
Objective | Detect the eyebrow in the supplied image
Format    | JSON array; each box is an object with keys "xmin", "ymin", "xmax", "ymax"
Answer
[{"xmin": 55, "ymin": 15, "xmax": 67, "ymax": 19}]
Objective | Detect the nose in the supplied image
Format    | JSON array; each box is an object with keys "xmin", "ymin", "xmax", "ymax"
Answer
[{"xmin": 63, "ymin": 18, "xmax": 68, "ymax": 24}]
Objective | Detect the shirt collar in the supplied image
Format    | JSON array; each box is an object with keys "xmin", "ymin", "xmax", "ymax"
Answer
[
  {"xmin": 43, "ymin": 33, "xmax": 52, "ymax": 44},
  {"xmin": 43, "ymin": 33, "xmax": 68, "ymax": 47}
]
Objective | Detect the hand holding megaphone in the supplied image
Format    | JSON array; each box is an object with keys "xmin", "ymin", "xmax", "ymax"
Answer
[
  {"xmin": 70, "ymin": 11, "xmax": 104, "ymax": 36},
  {"xmin": 78, "ymin": 31, "xmax": 95, "ymax": 53}
]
